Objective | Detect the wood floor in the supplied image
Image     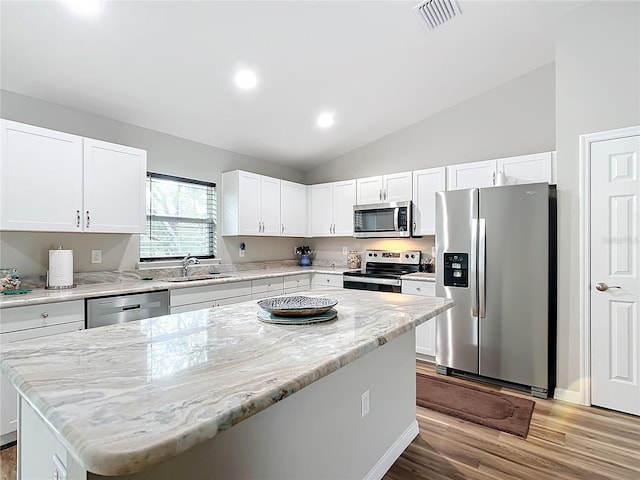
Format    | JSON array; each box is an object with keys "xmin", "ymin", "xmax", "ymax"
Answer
[
  {"xmin": 384, "ymin": 362, "xmax": 640, "ymax": 480},
  {"xmin": 1, "ymin": 362, "xmax": 638, "ymax": 480}
]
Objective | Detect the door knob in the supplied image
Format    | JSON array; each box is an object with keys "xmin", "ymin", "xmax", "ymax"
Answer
[{"xmin": 596, "ymin": 282, "xmax": 621, "ymax": 291}]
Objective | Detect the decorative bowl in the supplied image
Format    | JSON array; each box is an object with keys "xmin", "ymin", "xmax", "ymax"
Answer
[{"xmin": 257, "ymin": 296, "xmax": 338, "ymax": 317}]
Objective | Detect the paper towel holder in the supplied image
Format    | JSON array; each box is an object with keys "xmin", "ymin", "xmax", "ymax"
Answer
[{"xmin": 45, "ymin": 246, "xmax": 77, "ymax": 290}]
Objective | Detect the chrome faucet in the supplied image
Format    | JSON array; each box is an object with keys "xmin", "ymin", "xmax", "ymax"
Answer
[{"xmin": 182, "ymin": 254, "xmax": 199, "ymax": 277}]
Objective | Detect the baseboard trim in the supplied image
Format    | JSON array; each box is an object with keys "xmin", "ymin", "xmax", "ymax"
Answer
[
  {"xmin": 364, "ymin": 419, "xmax": 419, "ymax": 480},
  {"xmin": 554, "ymin": 387, "xmax": 581, "ymax": 404}
]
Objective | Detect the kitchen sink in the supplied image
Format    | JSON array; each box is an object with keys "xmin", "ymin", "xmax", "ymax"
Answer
[{"xmin": 164, "ymin": 274, "xmax": 231, "ymax": 282}]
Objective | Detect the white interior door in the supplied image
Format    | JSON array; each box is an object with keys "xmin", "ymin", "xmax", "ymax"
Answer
[{"xmin": 590, "ymin": 133, "xmax": 640, "ymax": 416}]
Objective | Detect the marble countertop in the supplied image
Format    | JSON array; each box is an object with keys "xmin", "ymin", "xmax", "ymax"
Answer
[
  {"xmin": 0, "ymin": 289, "xmax": 453, "ymax": 476},
  {"xmin": 0, "ymin": 266, "xmax": 350, "ymax": 309}
]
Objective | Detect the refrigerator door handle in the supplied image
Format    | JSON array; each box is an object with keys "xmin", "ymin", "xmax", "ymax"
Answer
[
  {"xmin": 471, "ymin": 218, "xmax": 478, "ymax": 317},
  {"xmin": 479, "ymin": 218, "xmax": 487, "ymax": 318}
]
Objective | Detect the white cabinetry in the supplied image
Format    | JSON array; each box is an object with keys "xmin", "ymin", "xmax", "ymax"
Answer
[
  {"xmin": 222, "ymin": 171, "xmax": 281, "ymax": 236},
  {"xmin": 0, "ymin": 301, "xmax": 84, "ymax": 444},
  {"xmin": 169, "ymin": 281, "xmax": 252, "ymax": 313},
  {"xmin": 0, "ymin": 119, "xmax": 146, "ymax": 233},
  {"xmin": 283, "ymin": 274, "xmax": 311, "ymax": 294},
  {"xmin": 251, "ymin": 277, "xmax": 284, "ymax": 300},
  {"xmin": 356, "ymin": 171, "xmax": 412, "ymax": 204},
  {"xmin": 412, "ymin": 167, "xmax": 446, "ymax": 236},
  {"xmin": 447, "ymin": 152, "xmax": 555, "ymax": 191},
  {"xmin": 309, "ymin": 180, "xmax": 356, "ymax": 237},
  {"xmin": 401, "ymin": 280, "xmax": 436, "ymax": 359},
  {"xmin": 280, "ymin": 180, "xmax": 308, "ymax": 237},
  {"xmin": 312, "ymin": 273, "xmax": 343, "ymax": 289}
]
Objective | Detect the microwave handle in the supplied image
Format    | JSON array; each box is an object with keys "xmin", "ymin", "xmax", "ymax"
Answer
[{"xmin": 393, "ymin": 207, "xmax": 399, "ymax": 232}]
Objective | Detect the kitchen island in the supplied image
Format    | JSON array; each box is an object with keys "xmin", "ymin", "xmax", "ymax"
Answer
[{"xmin": 1, "ymin": 289, "xmax": 452, "ymax": 480}]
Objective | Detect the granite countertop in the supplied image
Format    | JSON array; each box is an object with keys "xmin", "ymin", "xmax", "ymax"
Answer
[
  {"xmin": 0, "ymin": 289, "xmax": 453, "ymax": 476},
  {"xmin": 0, "ymin": 266, "xmax": 352, "ymax": 309}
]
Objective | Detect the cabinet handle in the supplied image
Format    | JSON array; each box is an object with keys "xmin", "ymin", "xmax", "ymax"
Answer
[
  {"xmin": 86, "ymin": 211, "xmax": 90, "ymax": 228},
  {"xmin": 413, "ymin": 222, "xmax": 417, "ymax": 232},
  {"xmin": 492, "ymin": 172, "xmax": 496, "ymax": 185},
  {"xmin": 282, "ymin": 224, "xmax": 284, "ymax": 234},
  {"xmin": 41, "ymin": 312, "xmax": 49, "ymax": 318},
  {"xmin": 76, "ymin": 210, "xmax": 81, "ymax": 228},
  {"xmin": 383, "ymin": 189, "xmax": 387, "ymax": 200},
  {"xmin": 379, "ymin": 189, "xmax": 382, "ymax": 201}
]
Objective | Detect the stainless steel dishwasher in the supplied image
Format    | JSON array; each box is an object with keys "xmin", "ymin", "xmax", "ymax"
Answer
[{"xmin": 86, "ymin": 290, "xmax": 169, "ymax": 329}]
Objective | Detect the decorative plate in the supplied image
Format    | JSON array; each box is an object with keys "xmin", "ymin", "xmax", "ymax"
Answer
[
  {"xmin": 257, "ymin": 296, "xmax": 338, "ymax": 317},
  {"xmin": 257, "ymin": 309, "xmax": 338, "ymax": 325}
]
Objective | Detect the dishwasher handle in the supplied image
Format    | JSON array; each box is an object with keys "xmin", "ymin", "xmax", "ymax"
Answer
[{"xmin": 122, "ymin": 304, "xmax": 141, "ymax": 311}]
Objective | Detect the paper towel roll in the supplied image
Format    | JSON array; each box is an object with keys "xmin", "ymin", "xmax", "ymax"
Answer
[{"xmin": 49, "ymin": 249, "xmax": 74, "ymax": 287}]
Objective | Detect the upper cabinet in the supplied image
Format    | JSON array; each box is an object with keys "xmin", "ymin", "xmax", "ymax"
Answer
[
  {"xmin": 0, "ymin": 119, "xmax": 146, "ymax": 233},
  {"xmin": 280, "ymin": 180, "xmax": 308, "ymax": 237},
  {"xmin": 356, "ymin": 171, "xmax": 412, "ymax": 204},
  {"xmin": 447, "ymin": 152, "xmax": 555, "ymax": 191},
  {"xmin": 310, "ymin": 180, "xmax": 356, "ymax": 237},
  {"xmin": 222, "ymin": 170, "xmax": 281, "ymax": 236},
  {"xmin": 412, "ymin": 167, "xmax": 446, "ymax": 236}
]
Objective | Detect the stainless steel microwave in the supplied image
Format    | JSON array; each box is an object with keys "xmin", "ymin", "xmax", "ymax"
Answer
[{"xmin": 353, "ymin": 201, "xmax": 412, "ymax": 238}]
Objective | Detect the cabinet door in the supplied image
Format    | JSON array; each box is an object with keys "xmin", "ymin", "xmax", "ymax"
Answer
[
  {"xmin": 260, "ymin": 176, "xmax": 281, "ymax": 236},
  {"xmin": 1, "ymin": 120, "xmax": 83, "ymax": 232},
  {"xmin": 310, "ymin": 183, "xmax": 334, "ymax": 237},
  {"xmin": 356, "ymin": 176, "xmax": 383, "ymax": 204},
  {"xmin": 281, "ymin": 181, "xmax": 308, "ymax": 237},
  {"xmin": 1, "ymin": 320, "xmax": 84, "ymax": 440},
  {"xmin": 496, "ymin": 152, "xmax": 554, "ymax": 185},
  {"xmin": 83, "ymin": 138, "xmax": 147, "ymax": 233},
  {"xmin": 412, "ymin": 167, "xmax": 446, "ymax": 236},
  {"xmin": 238, "ymin": 171, "xmax": 261, "ymax": 235},
  {"xmin": 333, "ymin": 180, "xmax": 356, "ymax": 236},
  {"xmin": 401, "ymin": 280, "xmax": 436, "ymax": 358},
  {"xmin": 384, "ymin": 172, "xmax": 412, "ymax": 203},
  {"xmin": 446, "ymin": 159, "xmax": 496, "ymax": 190}
]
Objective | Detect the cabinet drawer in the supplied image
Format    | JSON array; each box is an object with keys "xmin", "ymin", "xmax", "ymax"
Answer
[
  {"xmin": 169, "ymin": 281, "xmax": 251, "ymax": 307},
  {"xmin": 401, "ymin": 280, "xmax": 435, "ymax": 296},
  {"xmin": 312, "ymin": 273, "xmax": 343, "ymax": 289},
  {"xmin": 170, "ymin": 294, "xmax": 252, "ymax": 314},
  {"xmin": 283, "ymin": 274, "xmax": 311, "ymax": 291},
  {"xmin": 0, "ymin": 300, "xmax": 84, "ymax": 334},
  {"xmin": 251, "ymin": 277, "xmax": 284, "ymax": 295}
]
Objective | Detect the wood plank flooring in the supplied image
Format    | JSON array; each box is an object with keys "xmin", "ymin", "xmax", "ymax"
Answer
[
  {"xmin": 384, "ymin": 362, "xmax": 640, "ymax": 480},
  {"xmin": 1, "ymin": 361, "xmax": 638, "ymax": 480}
]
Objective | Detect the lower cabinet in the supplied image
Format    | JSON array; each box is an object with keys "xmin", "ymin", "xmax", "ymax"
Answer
[
  {"xmin": 251, "ymin": 277, "xmax": 285, "ymax": 300},
  {"xmin": 169, "ymin": 281, "xmax": 252, "ymax": 313},
  {"xmin": 401, "ymin": 280, "xmax": 437, "ymax": 360},
  {"xmin": 283, "ymin": 274, "xmax": 311, "ymax": 294},
  {"xmin": 0, "ymin": 301, "xmax": 85, "ymax": 445},
  {"xmin": 311, "ymin": 273, "xmax": 344, "ymax": 289}
]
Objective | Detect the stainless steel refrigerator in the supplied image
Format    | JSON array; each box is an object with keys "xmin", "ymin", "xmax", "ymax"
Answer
[{"xmin": 435, "ymin": 183, "xmax": 556, "ymax": 398}]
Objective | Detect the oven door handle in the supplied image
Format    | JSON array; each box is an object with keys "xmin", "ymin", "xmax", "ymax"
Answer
[{"xmin": 344, "ymin": 276, "xmax": 401, "ymax": 287}]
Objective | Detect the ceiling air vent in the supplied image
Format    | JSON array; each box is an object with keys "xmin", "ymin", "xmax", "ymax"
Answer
[{"xmin": 414, "ymin": 0, "xmax": 462, "ymax": 31}]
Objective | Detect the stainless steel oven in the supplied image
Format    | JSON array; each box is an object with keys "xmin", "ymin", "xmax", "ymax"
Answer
[
  {"xmin": 343, "ymin": 250, "xmax": 420, "ymax": 292},
  {"xmin": 353, "ymin": 201, "xmax": 412, "ymax": 238}
]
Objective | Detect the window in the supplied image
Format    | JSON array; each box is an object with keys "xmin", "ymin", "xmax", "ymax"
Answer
[{"xmin": 140, "ymin": 173, "xmax": 217, "ymax": 260}]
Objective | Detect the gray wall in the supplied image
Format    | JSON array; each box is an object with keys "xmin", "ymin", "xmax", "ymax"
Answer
[
  {"xmin": 0, "ymin": 91, "xmax": 307, "ymax": 273},
  {"xmin": 304, "ymin": 63, "xmax": 556, "ymax": 183},
  {"xmin": 555, "ymin": 1, "xmax": 640, "ymax": 395}
]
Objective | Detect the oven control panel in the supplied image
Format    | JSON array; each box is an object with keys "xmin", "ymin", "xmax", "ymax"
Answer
[{"xmin": 363, "ymin": 250, "xmax": 420, "ymax": 265}]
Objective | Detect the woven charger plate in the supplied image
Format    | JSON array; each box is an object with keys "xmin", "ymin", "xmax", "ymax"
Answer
[{"xmin": 257, "ymin": 296, "xmax": 338, "ymax": 317}]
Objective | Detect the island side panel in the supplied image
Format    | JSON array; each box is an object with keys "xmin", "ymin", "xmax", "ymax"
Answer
[{"xmin": 77, "ymin": 331, "xmax": 418, "ymax": 480}]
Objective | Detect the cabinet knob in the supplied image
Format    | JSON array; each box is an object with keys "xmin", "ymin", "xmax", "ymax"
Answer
[{"xmin": 41, "ymin": 312, "xmax": 49, "ymax": 318}]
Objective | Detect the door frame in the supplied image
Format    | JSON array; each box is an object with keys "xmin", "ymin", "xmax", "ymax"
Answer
[{"xmin": 578, "ymin": 124, "xmax": 640, "ymax": 406}]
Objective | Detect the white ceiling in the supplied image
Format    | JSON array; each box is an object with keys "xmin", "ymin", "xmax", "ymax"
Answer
[{"xmin": 0, "ymin": 1, "xmax": 585, "ymax": 170}]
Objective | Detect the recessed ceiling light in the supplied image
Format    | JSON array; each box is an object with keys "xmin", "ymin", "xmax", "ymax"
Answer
[
  {"xmin": 317, "ymin": 112, "xmax": 335, "ymax": 129},
  {"xmin": 235, "ymin": 70, "xmax": 257, "ymax": 90},
  {"xmin": 64, "ymin": 0, "xmax": 102, "ymax": 16}
]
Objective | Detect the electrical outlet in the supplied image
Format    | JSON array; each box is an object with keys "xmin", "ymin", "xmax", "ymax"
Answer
[
  {"xmin": 342, "ymin": 246, "xmax": 348, "ymax": 255},
  {"xmin": 361, "ymin": 390, "xmax": 370, "ymax": 418},
  {"xmin": 294, "ymin": 247, "xmax": 298, "ymax": 255},
  {"xmin": 91, "ymin": 249, "xmax": 102, "ymax": 264}
]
